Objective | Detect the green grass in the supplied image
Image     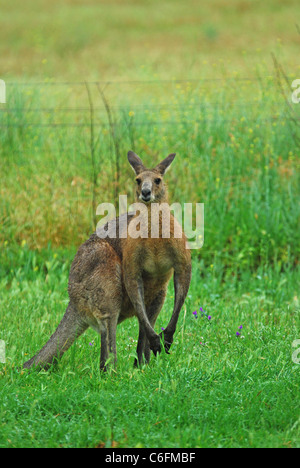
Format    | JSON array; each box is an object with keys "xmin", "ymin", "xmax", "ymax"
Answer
[
  {"xmin": 0, "ymin": 77, "xmax": 299, "ymax": 448},
  {"xmin": 0, "ymin": 0, "xmax": 299, "ymax": 80},
  {"xmin": 1, "ymin": 78, "xmax": 299, "ymax": 264},
  {"xmin": 0, "ymin": 74, "xmax": 300, "ymax": 448},
  {"xmin": 0, "ymin": 247, "xmax": 299, "ymax": 448}
]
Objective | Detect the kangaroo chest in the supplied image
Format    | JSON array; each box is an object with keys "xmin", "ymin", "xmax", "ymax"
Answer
[{"xmin": 142, "ymin": 246, "xmax": 174, "ymax": 277}]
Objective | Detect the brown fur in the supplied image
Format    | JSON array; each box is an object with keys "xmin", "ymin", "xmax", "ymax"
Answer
[{"xmin": 23, "ymin": 151, "xmax": 192, "ymax": 371}]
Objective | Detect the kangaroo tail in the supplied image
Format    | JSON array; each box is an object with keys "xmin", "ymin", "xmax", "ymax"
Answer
[{"xmin": 23, "ymin": 303, "xmax": 88, "ymax": 369}]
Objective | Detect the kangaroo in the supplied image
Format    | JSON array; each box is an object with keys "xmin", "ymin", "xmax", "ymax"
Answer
[{"xmin": 23, "ymin": 151, "xmax": 192, "ymax": 371}]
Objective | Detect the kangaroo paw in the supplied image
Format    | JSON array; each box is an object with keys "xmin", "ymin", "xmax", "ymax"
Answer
[
  {"xmin": 149, "ymin": 335, "xmax": 162, "ymax": 356},
  {"xmin": 159, "ymin": 331, "xmax": 173, "ymax": 354}
]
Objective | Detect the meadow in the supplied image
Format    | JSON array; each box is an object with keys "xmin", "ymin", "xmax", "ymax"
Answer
[{"xmin": 0, "ymin": 0, "xmax": 300, "ymax": 449}]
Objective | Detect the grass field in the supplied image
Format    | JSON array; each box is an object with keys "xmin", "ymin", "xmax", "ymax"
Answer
[
  {"xmin": 0, "ymin": 248, "xmax": 299, "ymax": 447},
  {"xmin": 0, "ymin": 0, "xmax": 299, "ymax": 80},
  {"xmin": 0, "ymin": 0, "xmax": 300, "ymax": 449}
]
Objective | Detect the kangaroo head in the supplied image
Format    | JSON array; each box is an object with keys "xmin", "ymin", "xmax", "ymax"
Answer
[{"xmin": 128, "ymin": 151, "xmax": 176, "ymax": 204}]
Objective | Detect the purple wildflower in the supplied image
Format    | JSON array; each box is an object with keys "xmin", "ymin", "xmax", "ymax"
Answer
[
  {"xmin": 161, "ymin": 327, "xmax": 165, "ymax": 331},
  {"xmin": 239, "ymin": 325, "xmax": 243, "ymax": 330},
  {"xmin": 208, "ymin": 315, "xmax": 212, "ymax": 321},
  {"xmin": 236, "ymin": 332, "xmax": 241, "ymax": 337}
]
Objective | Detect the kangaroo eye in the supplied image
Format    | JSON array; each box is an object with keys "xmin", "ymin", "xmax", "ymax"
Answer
[
  {"xmin": 154, "ymin": 178, "xmax": 161, "ymax": 185},
  {"xmin": 136, "ymin": 178, "xmax": 141, "ymax": 185}
]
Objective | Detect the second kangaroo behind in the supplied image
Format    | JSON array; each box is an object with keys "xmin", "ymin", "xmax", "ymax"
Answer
[{"xmin": 23, "ymin": 151, "xmax": 192, "ymax": 371}]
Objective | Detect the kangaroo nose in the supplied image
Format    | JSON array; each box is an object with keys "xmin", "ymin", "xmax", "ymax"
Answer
[{"xmin": 142, "ymin": 188, "xmax": 151, "ymax": 198}]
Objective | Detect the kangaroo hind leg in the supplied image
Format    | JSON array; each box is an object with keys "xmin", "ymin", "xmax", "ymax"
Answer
[{"xmin": 95, "ymin": 310, "xmax": 119, "ymax": 372}]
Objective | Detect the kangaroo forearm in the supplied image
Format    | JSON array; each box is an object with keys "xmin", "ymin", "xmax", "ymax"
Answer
[
  {"xmin": 162, "ymin": 266, "xmax": 191, "ymax": 340},
  {"xmin": 126, "ymin": 284, "xmax": 158, "ymax": 340}
]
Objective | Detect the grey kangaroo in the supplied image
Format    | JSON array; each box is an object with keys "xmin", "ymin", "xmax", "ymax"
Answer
[{"xmin": 23, "ymin": 152, "xmax": 192, "ymax": 371}]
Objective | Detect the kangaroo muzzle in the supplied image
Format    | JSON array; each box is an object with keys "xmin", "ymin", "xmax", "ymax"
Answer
[{"xmin": 140, "ymin": 182, "xmax": 153, "ymax": 202}]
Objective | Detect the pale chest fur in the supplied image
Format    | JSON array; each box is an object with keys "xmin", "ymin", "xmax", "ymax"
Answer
[{"xmin": 141, "ymin": 242, "xmax": 174, "ymax": 278}]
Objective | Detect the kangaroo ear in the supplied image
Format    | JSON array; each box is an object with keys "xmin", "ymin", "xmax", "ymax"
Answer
[
  {"xmin": 155, "ymin": 153, "xmax": 176, "ymax": 175},
  {"xmin": 128, "ymin": 151, "xmax": 146, "ymax": 175}
]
